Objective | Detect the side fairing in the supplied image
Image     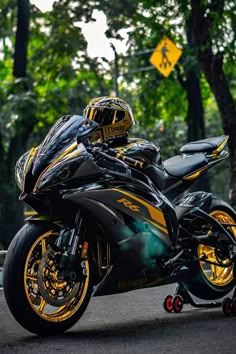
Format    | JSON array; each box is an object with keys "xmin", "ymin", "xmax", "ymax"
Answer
[
  {"xmin": 64, "ymin": 187, "xmax": 173, "ymax": 247},
  {"xmin": 64, "ymin": 187, "xmax": 174, "ymax": 295}
]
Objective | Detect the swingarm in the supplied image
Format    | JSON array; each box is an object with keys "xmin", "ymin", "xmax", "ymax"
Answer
[{"xmin": 191, "ymin": 207, "xmax": 236, "ymax": 246}]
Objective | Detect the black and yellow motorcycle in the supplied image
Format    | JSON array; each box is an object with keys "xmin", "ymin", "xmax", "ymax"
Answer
[{"xmin": 3, "ymin": 115, "xmax": 236, "ymax": 335}]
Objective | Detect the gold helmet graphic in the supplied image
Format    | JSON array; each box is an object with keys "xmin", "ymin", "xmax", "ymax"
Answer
[{"xmin": 83, "ymin": 96, "xmax": 135, "ymax": 142}]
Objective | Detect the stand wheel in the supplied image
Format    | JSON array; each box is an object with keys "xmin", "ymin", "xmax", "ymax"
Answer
[
  {"xmin": 232, "ymin": 298, "xmax": 236, "ymax": 316},
  {"xmin": 163, "ymin": 295, "xmax": 173, "ymax": 312},
  {"xmin": 172, "ymin": 295, "xmax": 184, "ymax": 313},
  {"xmin": 222, "ymin": 297, "xmax": 232, "ymax": 316}
]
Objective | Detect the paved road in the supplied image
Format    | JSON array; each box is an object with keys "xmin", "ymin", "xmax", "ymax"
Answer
[
  {"xmin": 0, "ymin": 270, "xmax": 2, "ymax": 288},
  {"xmin": 0, "ymin": 284, "xmax": 235, "ymax": 354}
]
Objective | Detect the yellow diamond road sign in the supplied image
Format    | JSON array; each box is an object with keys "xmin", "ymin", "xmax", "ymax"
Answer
[{"xmin": 150, "ymin": 36, "xmax": 182, "ymax": 77}]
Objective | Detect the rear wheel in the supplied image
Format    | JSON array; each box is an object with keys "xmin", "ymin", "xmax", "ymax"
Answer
[
  {"xmin": 3, "ymin": 222, "xmax": 93, "ymax": 335},
  {"xmin": 183, "ymin": 198, "xmax": 236, "ymax": 300}
]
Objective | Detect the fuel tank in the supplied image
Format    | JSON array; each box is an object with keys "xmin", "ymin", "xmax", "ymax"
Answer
[{"xmin": 114, "ymin": 138, "xmax": 163, "ymax": 167}]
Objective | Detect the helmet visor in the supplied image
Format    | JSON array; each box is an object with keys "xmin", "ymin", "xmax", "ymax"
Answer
[{"xmin": 84, "ymin": 108, "xmax": 125, "ymax": 126}]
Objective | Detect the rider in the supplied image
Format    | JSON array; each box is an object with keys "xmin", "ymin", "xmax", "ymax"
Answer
[{"xmin": 83, "ymin": 96, "xmax": 164, "ymax": 173}]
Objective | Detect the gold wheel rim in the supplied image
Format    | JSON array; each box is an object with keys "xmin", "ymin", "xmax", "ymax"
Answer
[
  {"xmin": 198, "ymin": 210, "xmax": 236, "ymax": 286},
  {"xmin": 24, "ymin": 231, "xmax": 89, "ymax": 322}
]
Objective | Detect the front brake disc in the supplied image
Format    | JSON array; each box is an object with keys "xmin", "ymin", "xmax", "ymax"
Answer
[{"xmin": 37, "ymin": 247, "xmax": 80, "ymax": 307}]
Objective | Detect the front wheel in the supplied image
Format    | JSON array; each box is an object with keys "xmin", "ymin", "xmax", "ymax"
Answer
[
  {"xmin": 3, "ymin": 222, "xmax": 93, "ymax": 335},
  {"xmin": 183, "ymin": 197, "xmax": 236, "ymax": 300}
]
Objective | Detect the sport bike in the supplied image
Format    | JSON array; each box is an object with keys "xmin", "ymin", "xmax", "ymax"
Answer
[{"xmin": 3, "ymin": 115, "xmax": 236, "ymax": 335}]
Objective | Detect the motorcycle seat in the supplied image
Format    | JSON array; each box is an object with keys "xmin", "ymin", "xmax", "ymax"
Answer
[
  {"xmin": 164, "ymin": 154, "xmax": 207, "ymax": 178},
  {"xmin": 180, "ymin": 135, "xmax": 227, "ymax": 154}
]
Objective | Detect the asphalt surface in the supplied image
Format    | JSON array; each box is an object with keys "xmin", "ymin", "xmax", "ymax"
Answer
[{"xmin": 0, "ymin": 283, "xmax": 236, "ymax": 354}]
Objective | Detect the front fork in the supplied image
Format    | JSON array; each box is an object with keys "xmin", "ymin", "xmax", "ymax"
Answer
[{"xmin": 54, "ymin": 210, "xmax": 89, "ymax": 281}]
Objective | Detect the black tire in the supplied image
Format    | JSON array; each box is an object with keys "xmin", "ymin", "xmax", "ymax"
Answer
[
  {"xmin": 3, "ymin": 222, "xmax": 93, "ymax": 335},
  {"xmin": 183, "ymin": 197, "xmax": 236, "ymax": 300}
]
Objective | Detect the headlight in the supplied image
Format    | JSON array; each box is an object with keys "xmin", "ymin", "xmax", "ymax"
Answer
[
  {"xmin": 15, "ymin": 148, "xmax": 36, "ymax": 191},
  {"xmin": 15, "ymin": 151, "xmax": 30, "ymax": 191},
  {"xmin": 35, "ymin": 157, "xmax": 83, "ymax": 192}
]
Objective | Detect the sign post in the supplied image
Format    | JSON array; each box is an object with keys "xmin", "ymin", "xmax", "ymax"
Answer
[{"xmin": 149, "ymin": 36, "xmax": 182, "ymax": 77}]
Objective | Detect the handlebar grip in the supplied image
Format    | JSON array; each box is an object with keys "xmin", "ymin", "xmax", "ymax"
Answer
[{"xmin": 109, "ymin": 150, "xmax": 144, "ymax": 169}]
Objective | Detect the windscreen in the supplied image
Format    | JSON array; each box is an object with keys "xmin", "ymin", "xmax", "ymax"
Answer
[{"xmin": 32, "ymin": 115, "xmax": 98, "ymax": 176}]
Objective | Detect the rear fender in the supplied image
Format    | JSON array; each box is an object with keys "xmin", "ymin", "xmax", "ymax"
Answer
[
  {"xmin": 175, "ymin": 191, "xmax": 213, "ymax": 221},
  {"xmin": 176, "ymin": 191, "xmax": 213, "ymax": 212}
]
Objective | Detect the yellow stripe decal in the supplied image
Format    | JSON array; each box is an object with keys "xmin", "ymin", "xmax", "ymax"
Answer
[
  {"xmin": 183, "ymin": 166, "xmax": 208, "ymax": 180},
  {"xmin": 25, "ymin": 147, "xmax": 37, "ymax": 174},
  {"xmin": 112, "ymin": 188, "xmax": 166, "ymax": 227},
  {"xmin": 210, "ymin": 136, "xmax": 228, "ymax": 156}
]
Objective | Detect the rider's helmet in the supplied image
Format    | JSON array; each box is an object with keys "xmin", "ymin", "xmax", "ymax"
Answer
[{"xmin": 83, "ymin": 96, "xmax": 135, "ymax": 143}]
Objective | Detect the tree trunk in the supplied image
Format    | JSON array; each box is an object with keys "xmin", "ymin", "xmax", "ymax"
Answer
[
  {"xmin": 185, "ymin": 70, "xmax": 211, "ymax": 193},
  {"xmin": 176, "ymin": 65, "xmax": 210, "ymax": 192},
  {"xmin": 13, "ymin": 0, "xmax": 30, "ymax": 78},
  {"xmin": 185, "ymin": 70, "xmax": 205, "ymax": 142},
  {"xmin": 185, "ymin": 15, "xmax": 205, "ymax": 143},
  {"xmin": 176, "ymin": 15, "xmax": 209, "ymax": 193}
]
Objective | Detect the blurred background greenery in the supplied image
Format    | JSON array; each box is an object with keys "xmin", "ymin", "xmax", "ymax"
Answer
[{"xmin": 0, "ymin": 0, "xmax": 235, "ymax": 247}]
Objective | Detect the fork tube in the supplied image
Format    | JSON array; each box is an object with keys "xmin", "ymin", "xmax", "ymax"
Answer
[{"xmin": 70, "ymin": 211, "xmax": 83, "ymax": 255}]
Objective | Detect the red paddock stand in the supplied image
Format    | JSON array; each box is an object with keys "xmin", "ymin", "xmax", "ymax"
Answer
[{"xmin": 163, "ymin": 283, "xmax": 224, "ymax": 314}]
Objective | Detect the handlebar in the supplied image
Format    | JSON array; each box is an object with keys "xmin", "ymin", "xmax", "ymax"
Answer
[
  {"xmin": 85, "ymin": 142, "xmax": 144, "ymax": 169},
  {"xmin": 106, "ymin": 149, "xmax": 144, "ymax": 169}
]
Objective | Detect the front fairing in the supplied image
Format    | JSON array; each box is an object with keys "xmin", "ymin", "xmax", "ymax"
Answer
[
  {"xmin": 16, "ymin": 115, "xmax": 99, "ymax": 193},
  {"xmin": 32, "ymin": 115, "xmax": 98, "ymax": 177}
]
